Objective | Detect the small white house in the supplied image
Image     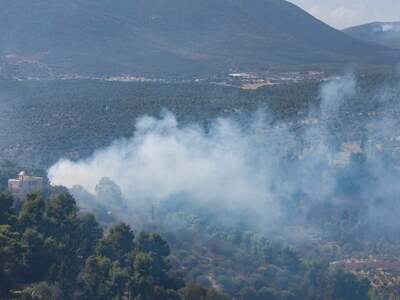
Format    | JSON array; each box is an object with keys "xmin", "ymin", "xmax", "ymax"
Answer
[{"xmin": 8, "ymin": 171, "xmax": 43, "ymax": 198}]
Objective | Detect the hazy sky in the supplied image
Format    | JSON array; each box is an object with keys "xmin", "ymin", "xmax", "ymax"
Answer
[{"xmin": 290, "ymin": 0, "xmax": 400, "ymax": 29}]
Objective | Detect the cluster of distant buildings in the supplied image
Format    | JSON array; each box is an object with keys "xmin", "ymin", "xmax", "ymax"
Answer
[
  {"xmin": 8, "ymin": 171, "xmax": 43, "ymax": 198},
  {"xmin": 210, "ymin": 70, "xmax": 327, "ymax": 90}
]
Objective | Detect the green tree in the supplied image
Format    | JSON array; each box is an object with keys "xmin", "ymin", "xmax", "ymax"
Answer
[
  {"xmin": 96, "ymin": 223, "xmax": 135, "ymax": 263},
  {"xmin": 331, "ymin": 268, "xmax": 370, "ymax": 300},
  {"xmin": 133, "ymin": 233, "xmax": 177, "ymax": 289},
  {"xmin": 77, "ymin": 214, "xmax": 103, "ymax": 259},
  {"xmin": 80, "ymin": 255, "xmax": 124, "ymax": 300},
  {"xmin": 21, "ymin": 229, "xmax": 49, "ymax": 282},
  {"xmin": 136, "ymin": 232, "xmax": 170, "ymax": 257},
  {"xmin": 0, "ymin": 193, "xmax": 15, "ymax": 225},
  {"xmin": 18, "ymin": 194, "xmax": 47, "ymax": 233},
  {"xmin": 180, "ymin": 283, "xmax": 207, "ymax": 300},
  {"xmin": 0, "ymin": 225, "xmax": 22, "ymax": 297},
  {"xmin": 45, "ymin": 194, "xmax": 80, "ymax": 299},
  {"xmin": 46, "ymin": 193, "xmax": 78, "ymax": 238}
]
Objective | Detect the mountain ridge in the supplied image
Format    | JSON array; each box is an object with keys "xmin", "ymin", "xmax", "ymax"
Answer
[
  {"xmin": 344, "ymin": 22, "xmax": 400, "ymax": 49},
  {"xmin": 0, "ymin": 0, "xmax": 398, "ymax": 77}
]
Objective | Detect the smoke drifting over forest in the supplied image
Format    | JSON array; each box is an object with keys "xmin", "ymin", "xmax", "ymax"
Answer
[{"xmin": 48, "ymin": 74, "xmax": 400, "ymax": 231}]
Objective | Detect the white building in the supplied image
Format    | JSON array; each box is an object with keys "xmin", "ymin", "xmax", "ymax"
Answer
[{"xmin": 8, "ymin": 171, "xmax": 43, "ymax": 198}]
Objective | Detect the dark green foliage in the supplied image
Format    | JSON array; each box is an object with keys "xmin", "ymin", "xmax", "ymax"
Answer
[
  {"xmin": 161, "ymin": 205, "xmax": 375, "ymax": 300},
  {"xmin": 136, "ymin": 232, "xmax": 171, "ymax": 257},
  {"xmin": 18, "ymin": 194, "xmax": 47, "ymax": 233},
  {"xmin": 332, "ymin": 269, "xmax": 370, "ymax": 300},
  {"xmin": 0, "ymin": 225, "xmax": 22, "ymax": 297},
  {"xmin": 181, "ymin": 284, "xmax": 230, "ymax": 300},
  {"xmin": 77, "ymin": 214, "xmax": 103, "ymax": 259},
  {"xmin": 46, "ymin": 193, "xmax": 78, "ymax": 238},
  {"xmin": 128, "ymin": 231, "xmax": 183, "ymax": 299},
  {"xmin": 0, "ymin": 192, "xmax": 15, "ymax": 225},
  {"xmin": 0, "ymin": 160, "xmax": 380, "ymax": 300},
  {"xmin": 80, "ymin": 255, "xmax": 127, "ymax": 300},
  {"xmin": 96, "ymin": 223, "xmax": 135, "ymax": 263},
  {"xmin": 21, "ymin": 229, "xmax": 48, "ymax": 282},
  {"xmin": 0, "ymin": 192, "xmax": 194, "ymax": 299}
]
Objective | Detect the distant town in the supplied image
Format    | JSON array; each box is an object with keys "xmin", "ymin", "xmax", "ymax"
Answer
[{"xmin": 0, "ymin": 53, "xmax": 329, "ymax": 89}]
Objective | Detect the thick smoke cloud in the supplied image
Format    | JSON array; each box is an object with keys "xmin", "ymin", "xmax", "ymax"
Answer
[
  {"xmin": 48, "ymin": 74, "xmax": 400, "ymax": 231},
  {"xmin": 49, "ymin": 113, "xmax": 276, "ymax": 213}
]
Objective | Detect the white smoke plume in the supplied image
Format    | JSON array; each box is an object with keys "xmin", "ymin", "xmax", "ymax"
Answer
[
  {"xmin": 48, "ymin": 73, "xmax": 400, "ymax": 229},
  {"xmin": 48, "ymin": 76, "xmax": 354, "ymax": 208},
  {"xmin": 48, "ymin": 111, "xmax": 285, "ymax": 217}
]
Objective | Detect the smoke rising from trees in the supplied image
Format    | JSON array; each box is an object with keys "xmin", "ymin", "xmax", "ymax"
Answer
[{"xmin": 48, "ymin": 74, "xmax": 400, "ymax": 231}]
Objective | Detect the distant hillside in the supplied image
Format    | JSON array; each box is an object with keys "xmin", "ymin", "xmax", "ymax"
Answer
[
  {"xmin": 0, "ymin": 70, "xmax": 397, "ymax": 167},
  {"xmin": 0, "ymin": 0, "xmax": 398, "ymax": 77},
  {"xmin": 344, "ymin": 22, "xmax": 400, "ymax": 49}
]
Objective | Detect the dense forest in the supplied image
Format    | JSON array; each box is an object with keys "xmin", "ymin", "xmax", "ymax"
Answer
[
  {"xmin": 0, "ymin": 164, "xmax": 374, "ymax": 299},
  {"xmin": 0, "ymin": 186, "xmax": 234, "ymax": 299}
]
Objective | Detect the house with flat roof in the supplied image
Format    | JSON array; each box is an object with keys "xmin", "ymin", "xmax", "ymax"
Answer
[{"xmin": 8, "ymin": 171, "xmax": 43, "ymax": 198}]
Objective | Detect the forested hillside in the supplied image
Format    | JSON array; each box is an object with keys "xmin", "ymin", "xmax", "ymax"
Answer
[
  {"xmin": 1, "ymin": 71, "xmax": 400, "ymax": 299},
  {"xmin": 0, "ymin": 187, "xmax": 234, "ymax": 299},
  {"xmin": 0, "ymin": 70, "xmax": 395, "ymax": 168},
  {"xmin": 0, "ymin": 79, "xmax": 320, "ymax": 167},
  {"xmin": 0, "ymin": 167, "xmax": 373, "ymax": 300}
]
